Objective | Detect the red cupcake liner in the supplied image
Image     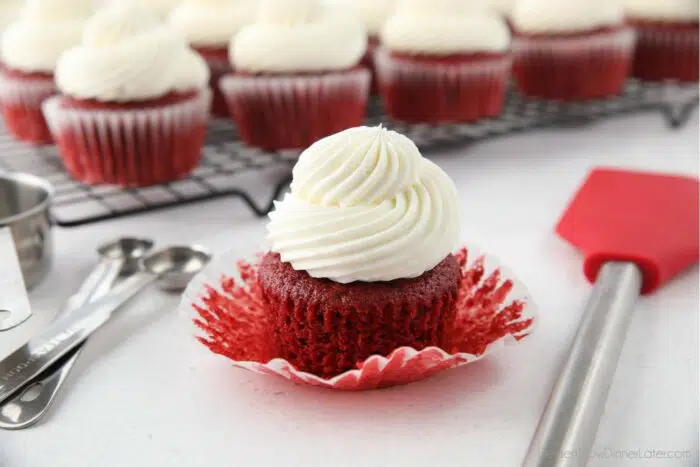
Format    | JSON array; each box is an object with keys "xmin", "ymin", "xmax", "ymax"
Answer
[
  {"xmin": 374, "ymin": 48, "xmax": 511, "ymax": 124},
  {"xmin": 194, "ymin": 47, "xmax": 233, "ymax": 117},
  {"xmin": 180, "ymin": 245, "xmax": 537, "ymax": 391},
  {"xmin": 628, "ymin": 20, "xmax": 699, "ymax": 83},
  {"xmin": 219, "ymin": 68, "xmax": 370, "ymax": 151},
  {"xmin": 511, "ymin": 27, "xmax": 635, "ymax": 101},
  {"xmin": 42, "ymin": 90, "xmax": 211, "ymax": 187},
  {"xmin": 0, "ymin": 70, "xmax": 57, "ymax": 145}
]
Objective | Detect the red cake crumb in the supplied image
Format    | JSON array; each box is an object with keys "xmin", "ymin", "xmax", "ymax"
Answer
[
  {"xmin": 61, "ymin": 91, "xmax": 197, "ymax": 110},
  {"xmin": 258, "ymin": 252, "xmax": 461, "ymax": 378}
]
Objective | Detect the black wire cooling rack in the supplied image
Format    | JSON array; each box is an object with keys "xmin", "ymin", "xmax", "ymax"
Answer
[{"xmin": 0, "ymin": 80, "xmax": 697, "ymax": 227}]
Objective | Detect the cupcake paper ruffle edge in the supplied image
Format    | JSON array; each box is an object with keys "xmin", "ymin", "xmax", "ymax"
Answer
[{"xmin": 179, "ymin": 244, "xmax": 538, "ymax": 391}]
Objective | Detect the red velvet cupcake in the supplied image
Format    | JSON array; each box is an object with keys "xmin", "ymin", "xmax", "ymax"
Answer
[
  {"xmin": 623, "ymin": 0, "xmax": 699, "ymax": 83},
  {"xmin": 169, "ymin": 0, "xmax": 258, "ymax": 117},
  {"xmin": 0, "ymin": 0, "xmax": 93, "ymax": 144},
  {"xmin": 220, "ymin": 0, "xmax": 369, "ymax": 151},
  {"xmin": 376, "ymin": 3, "xmax": 511, "ymax": 123},
  {"xmin": 262, "ymin": 126, "xmax": 462, "ymax": 378},
  {"xmin": 511, "ymin": 0, "xmax": 635, "ymax": 101},
  {"xmin": 43, "ymin": 3, "xmax": 211, "ymax": 187}
]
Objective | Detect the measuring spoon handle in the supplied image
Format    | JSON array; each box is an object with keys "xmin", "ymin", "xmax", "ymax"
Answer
[
  {"xmin": 0, "ymin": 257, "xmax": 125, "ymax": 429},
  {"xmin": 0, "ymin": 272, "xmax": 156, "ymax": 405}
]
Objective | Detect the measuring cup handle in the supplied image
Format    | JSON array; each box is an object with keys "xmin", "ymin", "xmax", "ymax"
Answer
[
  {"xmin": 0, "ymin": 272, "xmax": 156, "ymax": 405},
  {"xmin": 522, "ymin": 262, "xmax": 643, "ymax": 467}
]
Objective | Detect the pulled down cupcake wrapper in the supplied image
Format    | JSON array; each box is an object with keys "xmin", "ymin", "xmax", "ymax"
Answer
[
  {"xmin": 630, "ymin": 24, "xmax": 699, "ymax": 83},
  {"xmin": 0, "ymin": 71, "xmax": 57, "ymax": 144},
  {"xmin": 219, "ymin": 69, "xmax": 370, "ymax": 151},
  {"xmin": 373, "ymin": 47, "xmax": 512, "ymax": 124},
  {"xmin": 179, "ymin": 245, "xmax": 537, "ymax": 391},
  {"xmin": 511, "ymin": 28, "xmax": 636, "ymax": 101},
  {"xmin": 42, "ymin": 89, "xmax": 211, "ymax": 187}
]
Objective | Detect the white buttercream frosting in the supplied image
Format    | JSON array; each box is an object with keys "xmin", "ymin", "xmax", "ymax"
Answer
[
  {"xmin": 267, "ymin": 126, "xmax": 460, "ymax": 284},
  {"xmin": 169, "ymin": 0, "xmax": 259, "ymax": 47},
  {"xmin": 132, "ymin": 0, "xmax": 182, "ymax": 17},
  {"xmin": 231, "ymin": 0, "xmax": 367, "ymax": 73},
  {"xmin": 513, "ymin": 0, "xmax": 624, "ymax": 33},
  {"xmin": 623, "ymin": 0, "xmax": 699, "ymax": 21},
  {"xmin": 349, "ymin": 0, "xmax": 396, "ymax": 36},
  {"xmin": 55, "ymin": 3, "xmax": 209, "ymax": 102},
  {"xmin": 1, "ymin": 0, "xmax": 95, "ymax": 73},
  {"xmin": 488, "ymin": 0, "xmax": 515, "ymax": 16},
  {"xmin": 381, "ymin": 0, "xmax": 510, "ymax": 54},
  {"xmin": 0, "ymin": 1, "xmax": 21, "ymax": 33}
]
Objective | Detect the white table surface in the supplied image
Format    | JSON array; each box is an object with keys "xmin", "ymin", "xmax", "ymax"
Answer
[{"xmin": 0, "ymin": 111, "xmax": 698, "ymax": 467}]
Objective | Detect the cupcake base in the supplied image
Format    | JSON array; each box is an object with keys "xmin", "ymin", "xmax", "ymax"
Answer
[
  {"xmin": 512, "ymin": 26, "xmax": 635, "ymax": 101},
  {"xmin": 628, "ymin": 20, "xmax": 699, "ymax": 83},
  {"xmin": 43, "ymin": 90, "xmax": 211, "ymax": 187},
  {"xmin": 374, "ymin": 48, "xmax": 511, "ymax": 124},
  {"xmin": 194, "ymin": 46, "xmax": 233, "ymax": 117},
  {"xmin": 0, "ymin": 67, "xmax": 57, "ymax": 145},
  {"xmin": 219, "ymin": 68, "xmax": 370, "ymax": 151},
  {"xmin": 185, "ymin": 246, "xmax": 537, "ymax": 390},
  {"xmin": 259, "ymin": 252, "xmax": 461, "ymax": 378}
]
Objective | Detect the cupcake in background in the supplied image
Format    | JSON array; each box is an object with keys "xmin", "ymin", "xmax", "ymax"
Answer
[
  {"xmin": 488, "ymin": 0, "xmax": 515, "ymax": 29},
  {"xmin": 624, "ymin": 0, "xmax": 698, "ymax": 83},
  {"xmin": 261, "ymin": 125, "xmax": 461, "ymax": 377},
  {"xmin": 0, "ymin": 0, "xmax": 94, "ymax": 144},
  {"xmin": 169, "ymin": 0, "xmax": 258, "ymax": 117},
  {"xmin": 511, "ymin": 0, "xmax": 635, "ymax": 101},
  {"xmin": 221, "ymin": 0, "xmax": 369, "ymax": 151},
  {"xmin": 0, "ymin": 0, "xmax": 21, "ymax": 34},
  {"xmin": 349, "ymin": 0, "xmax": 396, "ymax": 93},
  {"xmin": 43, "ymin": 2, "xmax": 211, "ymax": 186},
  {"xmin": 376, "ymin": 0, "xmax": 511, "ymax": 123},
  {"xmin": 132, "ymin": 0, "xmax": 182, "ymax": 17}
]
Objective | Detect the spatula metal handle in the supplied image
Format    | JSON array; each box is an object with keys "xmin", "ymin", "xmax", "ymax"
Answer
[{"xmin": 523, "ymin": 261, "xmax": 643, "ymax": 467}]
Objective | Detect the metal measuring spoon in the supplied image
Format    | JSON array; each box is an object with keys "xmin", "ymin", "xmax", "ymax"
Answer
[
  {"xmin": 0, "ymin": 245, "xmax": 211, "ymax": 408},
  {"xmin": 0, "ymin": 238, "xmax": 154, "ymax": 430}
]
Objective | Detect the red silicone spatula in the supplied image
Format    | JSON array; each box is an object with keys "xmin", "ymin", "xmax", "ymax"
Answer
[{"xmin": 524, "ymin": 168, "xmax": 699, "ymax": 467}]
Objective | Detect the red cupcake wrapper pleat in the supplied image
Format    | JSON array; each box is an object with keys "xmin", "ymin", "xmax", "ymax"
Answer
[
  {"xmin": 42, "ymin": 90, "xmax": 211, "ymax": 187},
  {"xmin": 512, "ymin": 28, "xmax": 635, "ymax": 101},
  {"xmin": 219, "ymin": 69, "xmax": 370, "ymax": 151},
  {"xmin": 374, "ymin": 48, "xmax": 511, "ymax": 124},
  {"xmin": 184, "ymin": 246, "xmax": 537, "ymax": 390},
  {"xmin": 630, "ymin": 25, "xmax": 699, "ymax": 83},
  {"xmin": 0, "ymin": 71, "xmax": 57, "ymax": 144}
]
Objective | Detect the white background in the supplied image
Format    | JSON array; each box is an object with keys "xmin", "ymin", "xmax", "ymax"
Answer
[{"xmin": 1, "ymin": 111, "xmax": 698, "ymax": 467}]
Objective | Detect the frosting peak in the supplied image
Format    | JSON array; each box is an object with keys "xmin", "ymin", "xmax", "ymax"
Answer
[
  {"xmin": 381, "ymin": 0, "xmax": 510, "ymax": 54},
  {"xmin": 168, "ymin": 0, "xmax": 259, "ymax": 47},
  {"xmin": 231, "ymin": 0, "xmax": 367, "ymax": 73},
  {"xmin": 512, "ymin": 0, "xmax": 624, "ymax": 33},
  {"xmin": 623, "ymin": 0, "xmax": 699, "ymax": 21},
  {"xmin": 1, "ymin": 0, "xmax": 95, "ymax": 73},
  {"xmin": 268, "ymin": 126, "xmax": 460, "ymax": 284},
  {"xmin": 55, "ymin": 3, "xmax": 209, "ymax": 102}
]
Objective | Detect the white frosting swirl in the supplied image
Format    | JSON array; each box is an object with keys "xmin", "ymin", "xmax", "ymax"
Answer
[
  {"xmin": 623, "ymin": 0, "xmax": 699, "ymax": 21},
  {"xmin": 231, "ymin": 0, "xmax": 367, "ymax": 73},
  {"xmin": 267, "ymin": 126, "xmax": 460, "ymax": 284},
  {"xmin": 0, "ymin": 1, "xmax": 21, "ymax": 33},
  {"xmin": 381, "ymin": 0, "xmax": 510, "ymax": 54},
  {"xmin": 512, "ymin": 0, "xmax": 624, "ymax": 33},
  {"xmin": 55, "ymin": 3, "xmax": 209, "ymax": 102},
  {"xmin": 1, "ymin": 0, "xmax": 94, "ymax": 73},
  {"xmin": 349, "ymin": 0, "xmax": 396, "ymax": 36},
  {"xmin": 488, "ymin": 0, "xmax": 515, "ymax": 16},
  {"xmin": 169, "ymin": 0, "xmax": 259, "ymax": 47},
  {"xmin": 132, "ymin": 0, "xmax": 182, "ymax": 17}
]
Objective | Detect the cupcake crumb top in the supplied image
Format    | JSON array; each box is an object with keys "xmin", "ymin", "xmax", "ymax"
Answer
[{"xmin": 55, "ymin": 2, "xmax": 209, "ymax": 103}]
